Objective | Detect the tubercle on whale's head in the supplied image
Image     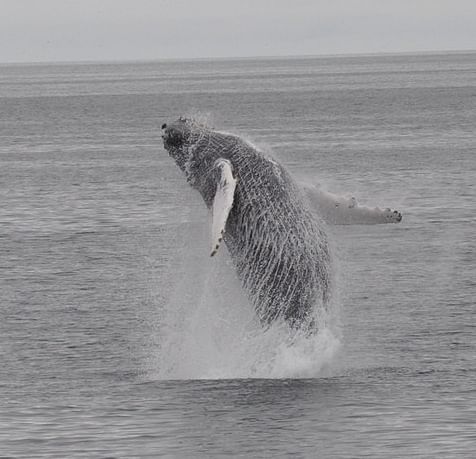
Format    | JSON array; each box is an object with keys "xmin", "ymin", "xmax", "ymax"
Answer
[{"xmin": 161, "ymin": 117, "xmax": 205, "ymax": 173}]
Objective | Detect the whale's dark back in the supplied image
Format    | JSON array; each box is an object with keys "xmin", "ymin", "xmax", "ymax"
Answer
[{"xmin": 185, "ymin": 126, "xmax": 331, "ymax": 329}]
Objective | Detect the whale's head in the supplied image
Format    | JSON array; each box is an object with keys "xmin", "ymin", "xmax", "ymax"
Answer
[{"xmin": 161, "ymin": 117, "xmax": 207, "ymax": 174}]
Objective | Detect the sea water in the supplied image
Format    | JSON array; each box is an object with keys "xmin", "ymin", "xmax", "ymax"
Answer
[{"xmin": 0, "ymin": 53, "xmax": 475, "ymax": 457}]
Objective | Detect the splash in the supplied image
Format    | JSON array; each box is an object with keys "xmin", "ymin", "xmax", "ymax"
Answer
[{"xmin": 144, "ymin": 203, "xmax": 341, "ymax": 380}]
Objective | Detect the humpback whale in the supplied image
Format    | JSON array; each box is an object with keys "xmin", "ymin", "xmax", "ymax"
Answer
[
  {"xmin": 162, "ymin": 117, "xmax": 331, "ymax": 330},
  {"xmin": 162, "ymin": 117, "xmax": 402, "ymax": 330}
]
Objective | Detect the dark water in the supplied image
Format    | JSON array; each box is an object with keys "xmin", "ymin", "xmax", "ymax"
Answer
[{"xmin": 1, "ymin": 53, "xmax": 475, "ymax": 457}]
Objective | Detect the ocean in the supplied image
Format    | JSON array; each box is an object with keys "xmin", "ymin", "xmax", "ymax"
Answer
[{"xmin": 0, "ymin": 53, "xmax": 475, "ymax": 457}]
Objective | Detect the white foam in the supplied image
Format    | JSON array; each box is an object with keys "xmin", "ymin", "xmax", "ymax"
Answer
[{"xmin": 143, "ymin": 210, "xmax": 341, "ymax": 380}]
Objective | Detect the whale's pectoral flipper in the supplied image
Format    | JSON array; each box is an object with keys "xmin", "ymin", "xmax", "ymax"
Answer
[
  {"xmin": 210, "ymin": 159, "xmax": 237, "ymax": 256},
  {"xmin": 303, "ymin": 184, "xmax": 402, "ymax": 225}
]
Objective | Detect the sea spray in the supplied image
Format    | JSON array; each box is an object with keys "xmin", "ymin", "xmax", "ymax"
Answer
[{"xmin": 144, "ymin": 208, "xmax": 341, "ymax": 380}]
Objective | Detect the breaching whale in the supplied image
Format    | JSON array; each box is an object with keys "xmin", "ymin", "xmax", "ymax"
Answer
[
  {"xmin": 162, "ymin": 117, "xmax": 402, "ymax": 330},
  {"xmin": 162, "ymin": 117, "xmax": 331, "ymax": 330}
]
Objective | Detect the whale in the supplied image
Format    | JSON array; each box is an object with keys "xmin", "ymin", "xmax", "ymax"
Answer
[{"xmin": 162, "ymin": 118, "xmax": 331, "ymax": 330}]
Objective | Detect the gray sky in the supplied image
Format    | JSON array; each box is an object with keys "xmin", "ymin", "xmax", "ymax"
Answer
[{"xmin": 1, "ymin": 0, "xmax": 475, "ymax": 63}]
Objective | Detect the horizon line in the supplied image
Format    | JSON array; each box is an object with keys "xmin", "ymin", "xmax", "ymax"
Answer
[{"xmin": 1, "ymin": 48, "xmax": 475, "ymax": 66}]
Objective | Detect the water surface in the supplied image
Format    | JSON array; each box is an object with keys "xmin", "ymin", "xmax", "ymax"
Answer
[{"xmin": 1, "ymin": 53, "xmax": 475, "ymax": 457}]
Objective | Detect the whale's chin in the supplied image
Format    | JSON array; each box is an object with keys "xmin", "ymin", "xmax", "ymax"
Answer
[
  {"xmin": 162, "ymin": 122, "xmax": 190, "ymax": 171},
  {"xmin": 163, "ymin": 132, "xmax": 184, "ymax": 149}
]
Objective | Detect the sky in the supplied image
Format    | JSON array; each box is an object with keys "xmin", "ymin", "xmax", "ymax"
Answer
[{"xmin": 1, "ymin": 0, "xmax": 475, "ymax": 63}]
